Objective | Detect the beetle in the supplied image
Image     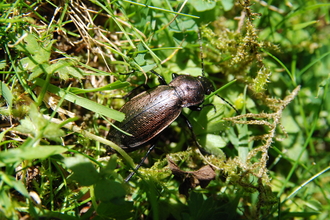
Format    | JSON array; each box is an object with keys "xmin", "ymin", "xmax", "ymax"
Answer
[{"xmin": 107, "ymin": 70, "xmax": 216, "ymax": 152}]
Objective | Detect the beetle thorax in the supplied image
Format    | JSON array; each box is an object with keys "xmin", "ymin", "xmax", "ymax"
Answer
[{"xmin": 169, "ymin": 75, "xmax": 205, "ymax": 107}]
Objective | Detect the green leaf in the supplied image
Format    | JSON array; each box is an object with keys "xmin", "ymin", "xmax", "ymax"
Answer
[
  {"xmin": 0, "ymin": 145, "xmax": 69, "ymax": 166},
  {"xmin": 169, "ymin": 19, "xmax": 197, "ymax": 32},
  {"xmin": 293, "ymin": 20, "xmax": 318, "ymax": 30},
  {"xmin": 284, "ymin": 4, "xmax": 330, "ymax": 20},
  {"xmin": 15, "ymin": 104, "xmax": 65, "ymax": 141},
  {"xmin": 94, "ymin": 179, "xmax": 126, "ymax": 202},
  {"xmin": 0, "ymin": 60, "xmax": 6, "ymax": 69},
  {"xmin": 1, "ymin": 173, "xmax": 29, "ymax": 197},
  {"xmin": 28, "ymin": 63, "xmax": 51, "ymax": 80},
  {"xmin": 221, "ymin": 0, "xmax": 234, "ymax": 11},
  {"xmin": 15, "ymin": 33, "xmax": 39, "ymax": 54},
  {"xmin": 64, "ymin": 155, "xmax": 100, "ymax": 186},
  {"xmin": 191, "ymin": 96, "xmax": 229, "ymax": 134},
  {"xmin": 134, "ymin": 43, "xmax": 146, "ymax": 65},
  {"xmin": 200, "ymin": 134, "xmax": 226, "ymax": 157},
  {"xmin": 33, "ymin": 40, "xmax": 53, "ymax": 64},
  {"xmin": 19, "ymin": 56, "xmax": 38, "ymax": 72},
  {"xmin": 69, "ymin": 81, "xmax": 130, "ymax": 94},
  {"xmin": 59, "ymin": 66, "xmax": 84, "ymax": 80},
  {"xmin": 16, "ymin": 33, "xmax": 53, "ymax": 66},
  {"xmin": 34, "ymin": 78, "xmax": 125, "ymax": 122},
  {"xmin": 100, "ymin": 154, "xmax": 119, "ymax": 177},
  {"xmin": 0, "ymin": 81, "xmax": 13, "ymax": 107},
  {"xmin": 141, "ymin": 64, "xmax": 157, "ymax": 73},
  {"xmin": 189, "ymin": 0, "xmax": 216, "ymax": 12},
  {"xmin": 97, "ymin": 201, "xmax": 134, "ymax": 219},
  {"xmin": 51, "ymin": 60, "xmax": 84, "ymax": 80},
  {"xmin": 43, "ymin": 122, "xmax": 67, "ymax": 139},
  {"xmin": 185, "ymin": 192, "xmax": 222, "ymax": 219}
]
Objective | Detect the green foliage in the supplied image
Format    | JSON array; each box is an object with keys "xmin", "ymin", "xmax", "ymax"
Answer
[{"xmin": 0, "ymin": 0, "xmax": 329, "ymax": 219}]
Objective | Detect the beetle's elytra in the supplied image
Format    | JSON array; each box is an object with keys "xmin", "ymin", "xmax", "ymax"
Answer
[{"xmin": 107, "ymin": 73, "xmax": 215, "ymax": 151}]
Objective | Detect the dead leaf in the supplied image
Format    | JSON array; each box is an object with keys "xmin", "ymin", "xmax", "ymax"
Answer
[{"xmin": 167, "ymin": 156, "xmax": 216, "ymax": 196}]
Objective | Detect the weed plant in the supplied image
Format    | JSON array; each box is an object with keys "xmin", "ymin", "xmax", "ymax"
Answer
[{"xmin": 0, "ymin": 0, "xmax": 329, "ymax": 219}]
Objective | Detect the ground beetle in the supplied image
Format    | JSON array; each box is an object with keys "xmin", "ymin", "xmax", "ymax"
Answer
[
  {"xmin": 107, "ymin": 68, "xmax": 237, "ymax": 181},
  {"xmin": 107, "ymin": 70, "xmax": 216, "ymax": 152}
]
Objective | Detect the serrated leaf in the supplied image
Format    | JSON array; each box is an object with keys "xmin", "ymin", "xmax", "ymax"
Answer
[
  {"xmin": 16, "ymin": 117, "xmax": 36, "ymax": 135},
  {"xmin": 15, "ymin": 33, "xmax": 52, "ymax": 63},
  {"xmin": 15, "ymin": 33, "xmax": 39, "ymax": 54},
  {"xmin": 59, "ymin": 66, "xmax": 84, "ymax": 80},
  {"xmin": 15, "ymin": 104, "xmax": 65, "ymax": 141},
  {"xmin": 50, "ymin": 60, "xmax": 84, "ymax": 80},
  {"xmin": 186, "ymin": 192, "xmax": 216, "ymax": 219},
  {"xmin": 57, "ymin": 68, "xmax": 69, "ymax": 80},
  {"xmin": 28, "ymin": 63, "xmax": 51, "ymax": 80},
  {"xmin": 33, "ymin": 40, "xmax": 53, "ymax": 64},
  {"xmin": 134, "ymin": 43, "xmax": 146, "ymax": 65},
  {"xmin": 43, "ymin": 122, "xmax": 66, "ymax": 139},
  {"xmin": 19, "ymin": 56, "xmax": 38, "ymax": 71},
  {"xmin": 16, "ymin": 34, "xmax": 53, "ymax": 79}
]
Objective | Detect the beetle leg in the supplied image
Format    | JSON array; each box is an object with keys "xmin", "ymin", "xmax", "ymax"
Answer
[
  {"xmin": 171, "ymin": 73, "xmax": 179, "ymax": 79},
  {"xmin": 189, "ymin": 103, "xmax": 216, "ymax": 112},
  {"xmin": 188, "ymin": 106, "xmax": 203, "ymax": 111},
  {"xmin": 179, "ymin": 114, "xmax": 204, "ymax": 151},
  {"xmin": 125, "ymin": 144, "xmax": 156, "ymax": 182},
  {"xmin": 150, "ymin": 70, "xmax": 167, "ymax": 85}
]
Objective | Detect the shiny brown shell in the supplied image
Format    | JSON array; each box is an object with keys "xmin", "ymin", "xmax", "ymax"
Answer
[{"xmin": 107, "ymin": 75, "xmax": 213, "ymax": 151}]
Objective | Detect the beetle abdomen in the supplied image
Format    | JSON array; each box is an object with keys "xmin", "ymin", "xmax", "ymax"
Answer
[{"xmin": 107, "ymin": 85, "xmax": 183, "ymax": 150}]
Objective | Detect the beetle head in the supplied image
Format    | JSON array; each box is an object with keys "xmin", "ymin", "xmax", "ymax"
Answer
[{"xmin": 197, "ymin": 76, "xmax": 214, "ymax": 95}]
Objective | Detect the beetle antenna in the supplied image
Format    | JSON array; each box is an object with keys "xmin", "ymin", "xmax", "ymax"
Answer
[
  {"xmin": 198, "ymin": 30, "xmax": 206, "ymax": 77},
  {"xmin": 216, "ymin": 94, "xmax": 239, "ymax": 114},
  {"xmin": 125, "ymin": 144, "xmax": 156, "ymax": 182}
]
